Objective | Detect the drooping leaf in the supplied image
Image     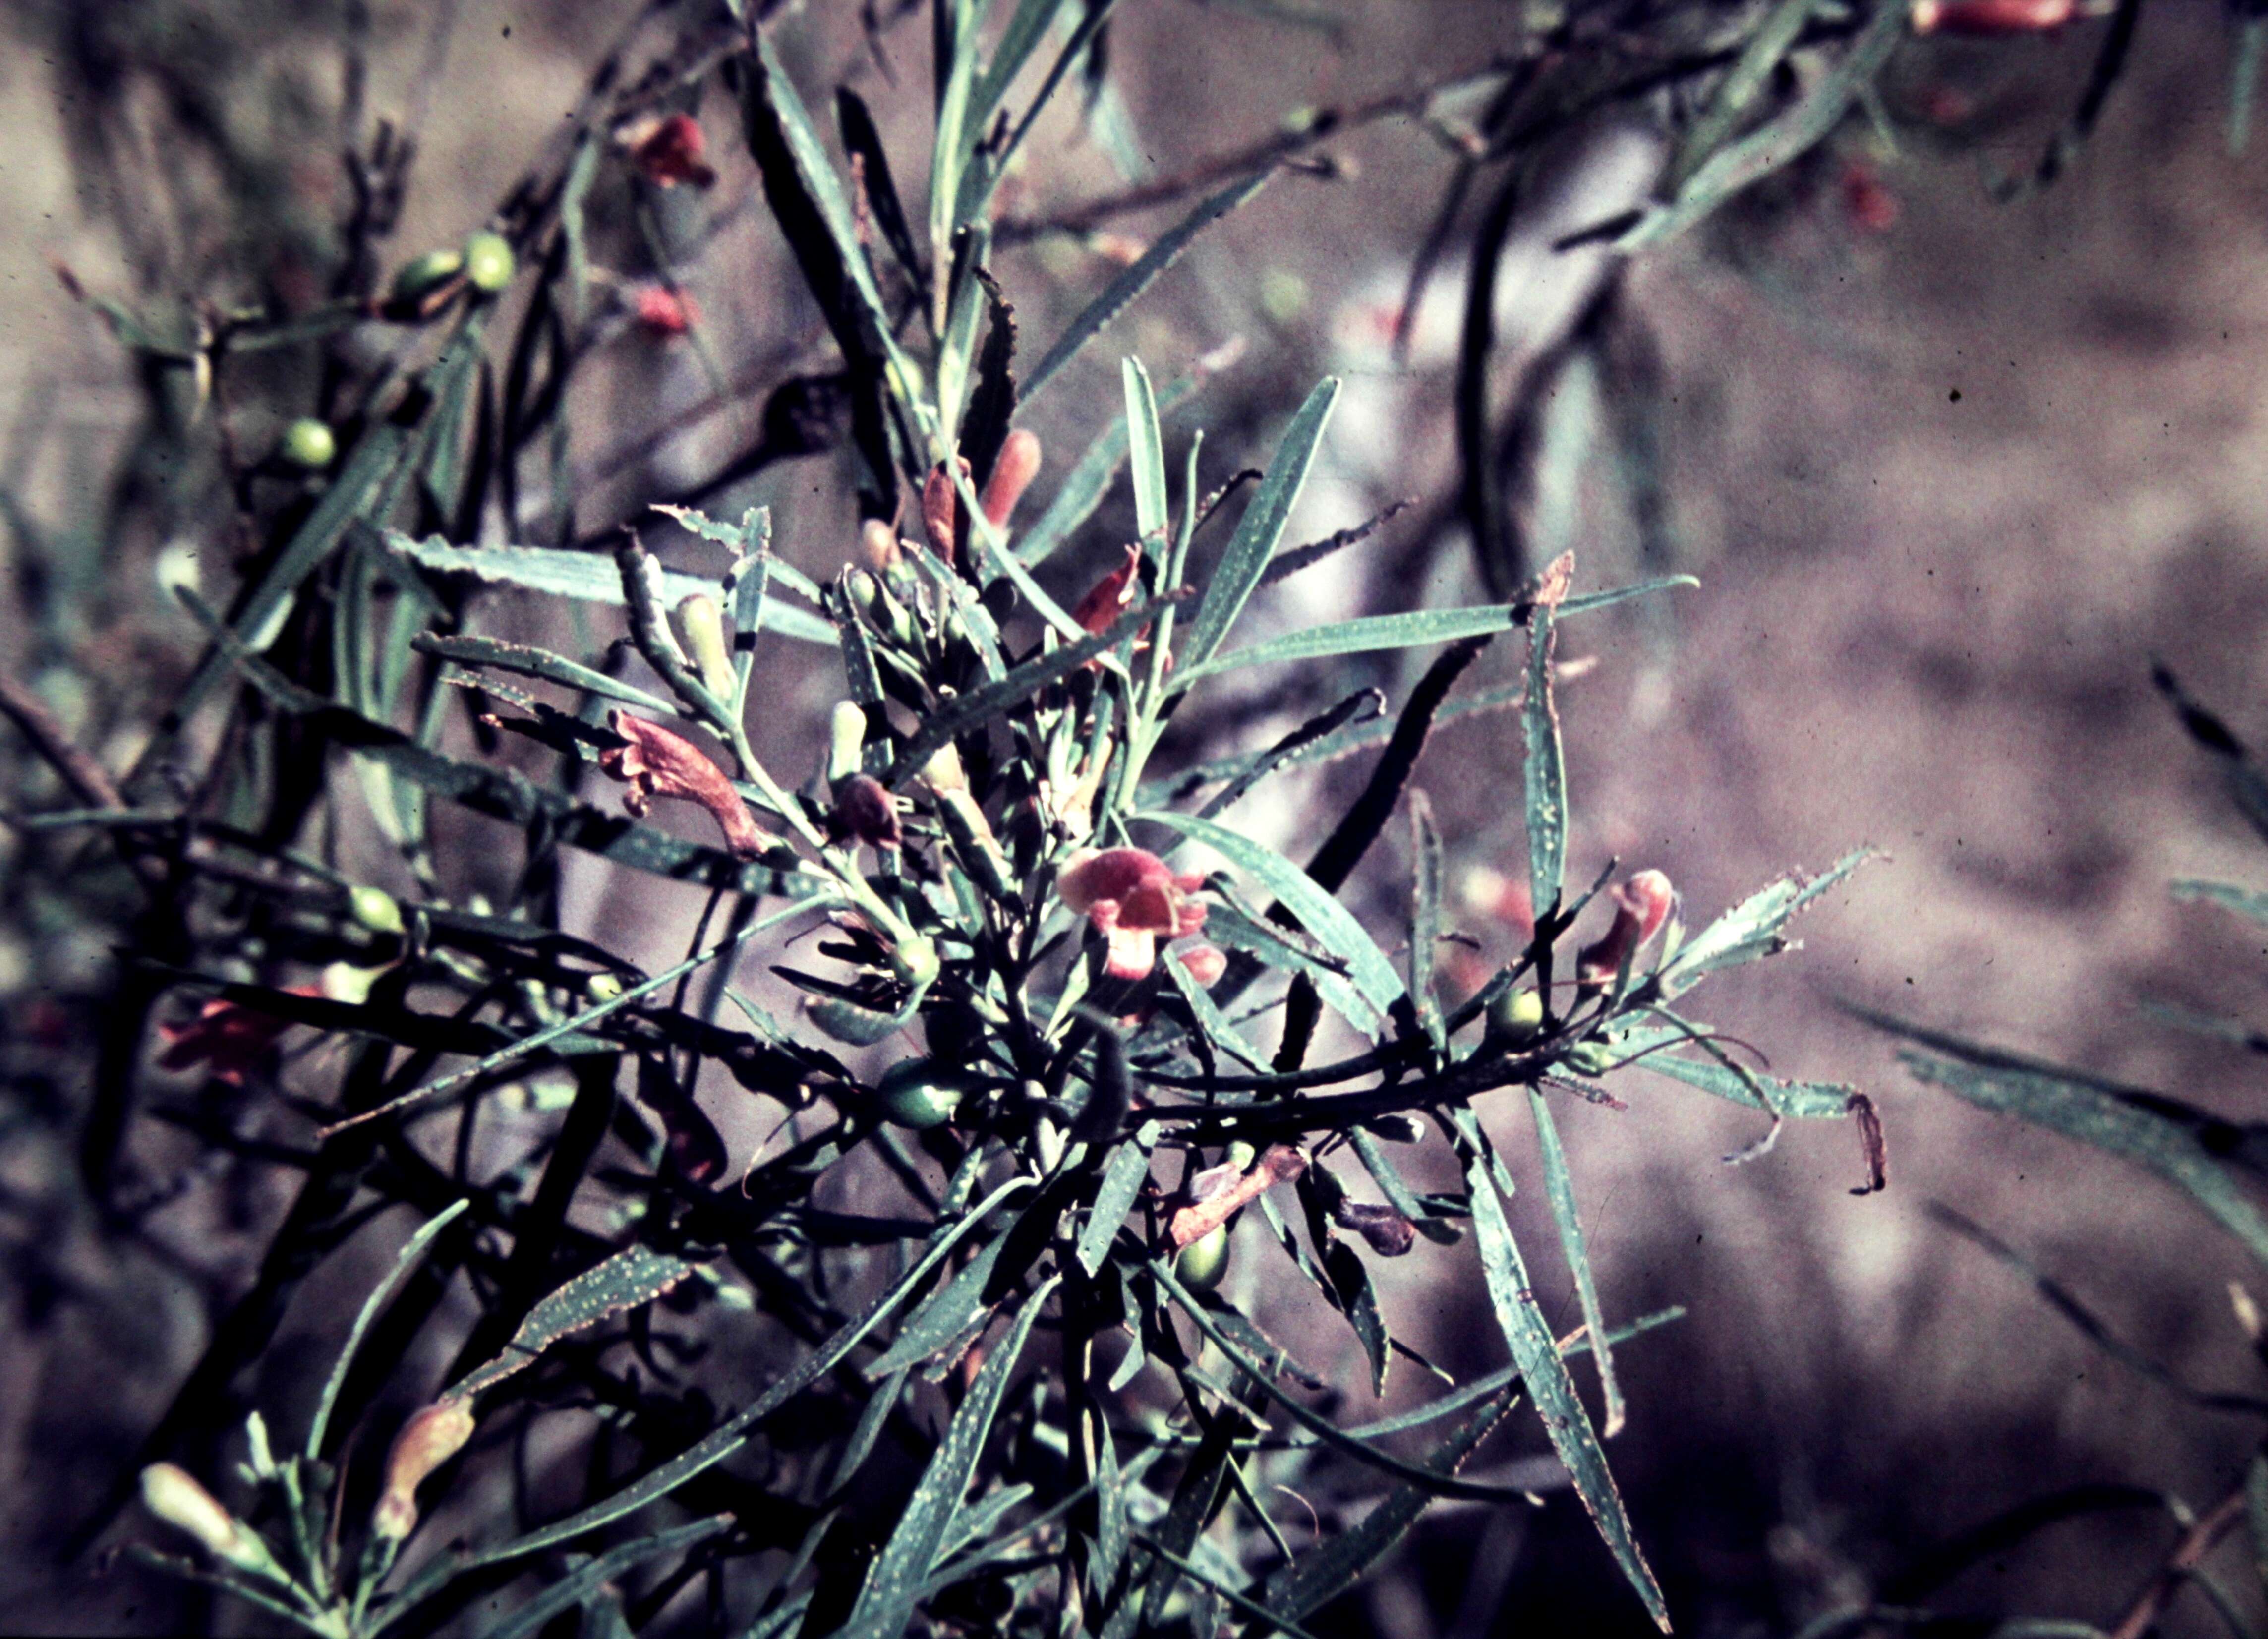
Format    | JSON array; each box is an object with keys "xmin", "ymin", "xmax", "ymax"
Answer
[
  {"xmin": 308, "ymin": 1200, "xmax": 471, "ymax": 1460},
  {"xmin": 412, "ymin": 634, "xmax": 677, "ymax": 714},
  {"xmin": 1522, "ymin": 598, "xmax": 1567, "ymax": 921},
  {"xmin": 1453, "ymin": 1111, "xmax": 1669, "ymax": 1630},
  {"xmin": 1409, "ymin": 790, "xmax": 1447, "ymax": 1054},
  {"xmin": 1652, "ymin": 848, "xmax": 1877, "ymax": 1001},
  {"xmin": 1527, "ymin": 1088, "xmax": 1623, "ymax": 1437}
]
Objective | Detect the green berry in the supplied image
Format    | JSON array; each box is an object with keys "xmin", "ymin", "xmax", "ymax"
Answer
[
  {"xmin": 464, "ymin": 232, "xmax": 516, "ymax": 294},
  {"xmin": 349, "ymin": 884, "xmax": 405, "ymax": 936},
  {"xmin": 1174, "ymin": 1223, "xmax": 1231, "ymax": 1291},
  {"xmin": 876, "ymin": 1058, "xmax": 975, "ymax": 1130},
  {"xmin": 1489, "ymin": 986, "xmax": 1545, "ymax": 1043},
  {"xmin": 280, "ymin": 417, "xmax": 336, "ymax": 471},
  {"xmin": 585, "ymin": 973, "xmax": 625, "ymax": 1003},
  {"xmin": 391, "ymin": 247, "xmax": 464, "ymax": 302}
]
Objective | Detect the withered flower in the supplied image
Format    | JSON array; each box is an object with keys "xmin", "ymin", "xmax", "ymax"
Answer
[
  {"xmin": 619, "ymin": 112, "xmax": 717, "ymax": 188},
  {"xmin": 830, "ymin": 772, "xmax": 904, "ymax": 850},
  {"xmin": 599, "ymin": 711, "xmax": 767, "ymax": 860},
  {"xmin": 372, "ymin": 1398, "xmax": 477, "ymax": 1541},
  {"xmin": 1574, "ymin": 869, "xmax": 1675, "ymax": 992},
  {"xmin": 1058, "ymin": 847, "xmax": 1208, "ymax": 981},
  {"xmin": 156, "ymin": 987, "xmax": 320, "ymax": 1086}
]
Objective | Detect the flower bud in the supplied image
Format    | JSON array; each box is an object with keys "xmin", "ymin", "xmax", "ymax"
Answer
[
  {"xmin": 140, "ymin": 1463, "xmax": 267, "ymax": 1573},
  {"xmin": 1910, "ymin": 0, "xmax": 2072, "ymax": 30},
  {"xmin": 922, "ymin": 458, "xmax": 970, "ymax": 565},
  {"xmin": 372, "ymin": 1398, "xmax": 476, "ymax": 1541},
  {"xmin": 675, "ymin": 593, "xmax": 737, "ymax": 702},
  {"xmin": 1177, "ymin": 943, "xmax": 1227, "ymax": 987},
  {"xmin": 633, "ymin": 284, "xmax": 698, "ymax": 337},
  {"xmin": 979, "ymin": 430, "xmax": 1042, "ymax": 528},
  {"xmin": 921, "ymin": 742, "xmax": 968, "ymax": 794},
  {"xmin": 829, "ymin": 701, "xmax": 868, "ymax": 783},
  {"xmin": 858, "ymin": 519, "xmax": 901, "ymax": 576},
  {"xmin": 463, "ymin": 232, "xmax": 516, "ymax": 294},
  {"xmin": 890, "ymin": 932, "xmax": 940, "ymax": 989},
  {"xmin": 280, "ymin": 417, "xmax": 337, "ymax": 471}
]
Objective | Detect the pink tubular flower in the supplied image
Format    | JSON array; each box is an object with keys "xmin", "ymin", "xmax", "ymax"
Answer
[
  {"xmin": 599, "ymin": 711, "xmax": 766, "ymax": 859},
  {"xmin": 979, "ymin": 430, "xmax": 1042, "ymax": 528},
  {"xmin": 1058, "ymin": 847, "xmax": 1208, "ymax": 981},
  {"xmin": 372, "ymin": 1399, "xmax": 477, "ymax": 1541},
  {"xmin": 1072, "ymin": 545, "xmax": 1141, "ymax": 636},
  {"xmin": 633, "ymin": 284, "xmax": 699, "ymax": 337},
  {"xmin": 1910, "ymin": 0, "xmax": 2073, "ymax": 29},
  {"xmin": 922, "ymin": 458, "xmax": 969, "ymax": 565},
  {"xmin": 1575, "ymin": 869, "xmax": 1675, "ymax": 991}
]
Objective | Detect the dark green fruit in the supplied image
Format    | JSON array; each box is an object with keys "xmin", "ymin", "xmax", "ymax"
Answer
[
  {"xmin": 1174, "ymin": 1223, "xmax": 1231, "ymax": 1291},
  {"xmin": 391, "ymin": 248, "xmax": 464, "ymax": 302},
  {"xmin": 876, "ymin": 1058, "xmax": 977, "ymax": 1130}
]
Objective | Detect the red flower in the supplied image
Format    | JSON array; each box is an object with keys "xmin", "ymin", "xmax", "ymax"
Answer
[
  {"xmin": 1575, "ymin": 869, "xmax": 1675, "ymax": 991},
  {"xmin": 633, "ymin": 284, "xmax": 699, "ymax": 337},
  {"xmin": 1058, "ymin": 847, "xmax": 1209, "ymax": 980},
  {"xmin": 1909, "ymin": 0, "xmax": 2072, "ymax": 31},
  {"xmin": 157, "ymin": 987, "xmax": 321, "ymax": 1086},
  {"xmin": 599, "ymin": 711, "xmax": 767, "ymax": 859},
  {"xmin": 619, "ymin": 112, "xmax": 717, "ymax": 189},
  {"xmin": 1072, "ymin": 545, "xmax": 1141, "ymax": 636}
]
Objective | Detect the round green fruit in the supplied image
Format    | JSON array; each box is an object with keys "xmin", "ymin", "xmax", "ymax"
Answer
[
  {"xmin": 347, "ymin": 884, "xmax": 405, "ymax": 936},
  {"xmin": 1489, "ymin": 986, "xmax": 1545, "ymax": 1043},
  {"xmin": 876, "ymin": 1058, "xmax": 975, "ymax": 1130},
  {"xmin": 391, "ymin": 247, "xmax": 465, "ymax": 302},
  {"xmin": 584, "ymin": 973, "xmax": 625, "ymax": 1003},
  {"xmin": 1174, "ymin": 1223, "xmax": 1231, "ymax": 1291},
  {"xmin": 464, "ymin": 232, "xmax": 517, "ymax": 293},
  {"xmin": 280, "ymin": 417, "xmax": 337, "ymax": 471}
]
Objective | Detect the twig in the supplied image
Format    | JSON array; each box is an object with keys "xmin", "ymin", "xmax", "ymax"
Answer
[
  {"xmin": 2107, "ymin": 1486, "xmax": 2247, "ymax": 1639},
  {"xmin": 0, "ymin": 672, "xmax": 125, "ymax": 810}
]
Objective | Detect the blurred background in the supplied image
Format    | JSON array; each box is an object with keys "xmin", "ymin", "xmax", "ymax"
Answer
[{"xmin": 3, "ymin": 0, "xmax": 2268, "ymax": 1633}]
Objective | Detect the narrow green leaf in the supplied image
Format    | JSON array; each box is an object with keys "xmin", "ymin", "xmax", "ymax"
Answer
[
  {"xmin": 385, "ymin": 533, "xmax": 836, "ymax": 644},
  {"xmin": 1526, "ymin": 1089, "xmax": 1623, "ymax": 1437},
  {"xmin": 1077, "ymin": 1121, "xmax": 1159, "ymax": 1276},
  {"xmin": 1454, "ymin": 1117, "xmax": 1668, "ymax": 1629},
  {"xmin": 1667, "ymin": 0, "xmax": 1820, "ymax": 191},
  {"xmin": 1140, "ymin": 809, "xmax": 1405, "ymax": 1019},
  {"xmin": 1169, "ymin": 601, "xmax": 1528, "ymax": 693},
  {"xmin": 1161, "ymin": 954, "xmax": 1271, "ymax": 1072},
  {"xmin": 412, "ymin": 634, "xmax": 676, "ymax": 714},
  {"xmin": 1653, "ymin": 848, "xmax": 1876, "ymax": 1000},
  {"xmin": 1016, "ymin": 368, "xmax": 1203, "ymax": 567},
  {"xmin": 1174, "ymin": 375, "xmax": 1339, "ymax": 673},
  {"xmin": 864, "ymin": 1233, "xmax": 1009, "ymax": 1377},
  {"xmin": 451, "ymin": 1245, "xmax": 700, "ymax": 1400},
  {"xmin": 307, "ymin": 1200, "xmax": 469, "ymax": 1460},
  {"xmin": 837, "ymin": 1275, "xmax": 1061, "ymax": 1639},
  {"xmin": 1623, "ymin": 1036, "xmax": 1855, "ymax": 1119},
  {"xmin": 1324, "ymin": 1239, "xmax": 1391, "ymax": 1396},
  {"xmin": 1261, "ymin": 1379, "xmax": 1521, "ymax": 1622},
  {"xmin": 1023, "ymin": 172, "xmax": 1276, "ymax": 403},
  {"xmin": 2173, "ymin": 878, "xmax": 2268, "ymax": 928},
  {"xmin": 1122, "ymin": 357, "xmax": 1169, "ymax": 541},
  {"xmin": 481, "ymin": 1517, "xmax": 731, "ymax": 1639},
  {"xmin": 1408, "ymin": 790, "xmax": 1446, "ymax": 1054},
  {"xmin": 1522, "ymin": 600, "xmax": 1567, "ymax": 919},
  {"xmin": 1201, "ymin": 898, "xmax": 1382, "ymax": 1038},
  {"xmin": 1902, "ymin": 1049, "xmax": 2268, "ymax": 1270},
  {"xmin": 2247, "ymin": 1452, "xmax": 2268, "ymax": 1594}
]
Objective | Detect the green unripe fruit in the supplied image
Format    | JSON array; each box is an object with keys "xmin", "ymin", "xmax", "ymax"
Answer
[
  {"xmin": 1564, "ymin": 1040, "xmax": 1613, "ymax": 1077},
  {"xmin": 463, "ymin": 232, "xmax": 517, "ymax": 293},
  {"xmin": 1489, "ymin": 986, "xmax": 1545, "ymax": 1043},
  {"xmin": 875, "ymin": 1058, "xmax": 976, "ymax": 1130},
  {"xmin": 585, "ymin": 972, "xmax": 625, "ymax": 1003},
  {"xmin": 392, "ymin": 247, "xmax": 464, "ymax": 302},
  {"xmin": 1174, "ymin": 1223, "xmax": 1231, "ymax": 1291},
  {"xmin": 675, "ymin": 593, "xmax": 736, "ymax": 701},
  {"xmin": 349, "ymin": 884, "xmax": 405, "ymax": 936},
  {"xmin": 280, "ymin": 417, "xmax": 336, "ymax": 471}
]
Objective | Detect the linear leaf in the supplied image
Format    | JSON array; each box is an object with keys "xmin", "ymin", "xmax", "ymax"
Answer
[
  {"xmin": 1023, "ymin": 171, "xmax": 1276, "ymax": 403},
  {"xmin": 481, "ymin": 1517, "xmax": 731, "ymax": 1639},
  {"xmin": 1902, "ymin": 1049, "xmax": 2268, "ymax": 1270},
  {"xmin": 1169, "ymin": 601, "xmax": 1523, "ymax": 693},
  {"xmin": 1140, "ymin": 809, "xmax": 1405, "ymax": 1018},
  {"xmin": 386, "ymin": 533, "xmax": 836, "ymax": 644},
  {"xmin": 1122, "ymin": 357, "xmax": 1170, "ymax": 541},
  {"xmin": 1409, "ymin": 790, "xmax": 1446, "ymax": 1054},
  {"xmin": 308, "ymin": 1200, "xmax": 470, "ymax": 1460},
  {"xmin": 1453, "ymin": 1115, "xmax": 1668, "ymax": 1630},
  {"xmin": 1628, "ymin": 1047, "xmax": 1856, "ymax": 1119},
  {"xmin": 2173, "ymin": 878, "xmax": 2268, "ymax": 928},
  {"xmin": 1016, "ymin": 368, "xmax": 1203, "ymax": 566},
  {"xmin": 412, "ymin": 634, "xmax": 677, "ymax": 714},
  {"xmin": 1527, "ymin": 1089, "xmax": 1623, "ymax": 1437},
  {"xmin": 1323, "ymin": 1239, "xmax": 1391, "ymax": 1397},
  {"xmin": 1653, "ymin": 848, "xmax": 1876, "ymax": 1000},
  {"xmin": 1174, "ymin": 375, "xmax": 1338, "ymax": 673},
  {"xmin": 1522, "ymin": 600, "xmax": 1567, "ymax": 918},
  {"xmin": 1261, "ymin": 1379, "xmax": 1521, "ymax": 1622},
  {"xmin": 864, "ymin": 1233, "xmax": 1009, "ymax": 1377},
  {"xmin": 838, "ymin": 1276, "xmax": 1060, "ymax": 1639},
  {"xmin": 1078, "ymin": 1121, "xmax": 1160, "ymax": 1276},
  {"xmin": 452, "ymin": 1244, "xmax": 700, "ymax": 1400}
]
